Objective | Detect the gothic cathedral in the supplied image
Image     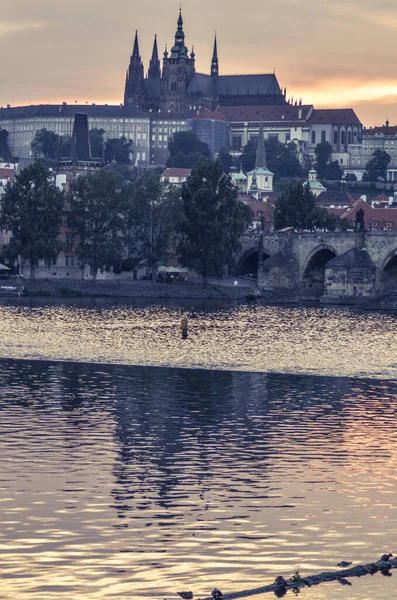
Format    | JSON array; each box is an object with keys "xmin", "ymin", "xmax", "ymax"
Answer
[{"xmin": 124, "ymin": 10, "xmax": 287, "ymax": 113}]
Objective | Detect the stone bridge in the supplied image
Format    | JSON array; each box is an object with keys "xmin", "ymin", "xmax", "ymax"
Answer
[{"xmin": 234, "ymin": 231, "xmax": 397, "ymax": 301}]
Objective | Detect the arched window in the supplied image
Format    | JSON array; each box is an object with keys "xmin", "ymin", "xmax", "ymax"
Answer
[
  {"xmin": 334, "ymin": 130, "xmax": 338, "ymax": 145},
  {"xmin": 311, "ymin": 131, "xmax": 316, "ymax": 144},
  {"xmin": 347, "ymin": 130, "xmax": 352, "ymax": 144},
  {"xmin": 321, "ymin": 130, "xmax": 326, "ymax": 143},
  {"xmin": 341, "ymin": 130, "xmax": 346, "ymax": 145}
]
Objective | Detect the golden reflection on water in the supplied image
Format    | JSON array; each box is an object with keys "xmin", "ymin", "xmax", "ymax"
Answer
[
  {"xmin": 0, "ymin": 301, "xmax": 397, "ymax": 378},
  {"xmin": 1, "ymin": 302, "xmax": 397, "ymax": 599}
]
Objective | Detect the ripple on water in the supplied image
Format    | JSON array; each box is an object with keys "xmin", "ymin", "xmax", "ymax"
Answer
[
  {"xmin": 0, "ymin": 357, "xmax": 397, "ymax": 598},
  {"xmin": 1, "ymin": 300, "xmax": 397, "ymax": 378}
]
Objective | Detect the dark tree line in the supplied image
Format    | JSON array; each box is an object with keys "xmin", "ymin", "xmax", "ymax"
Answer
[
  {"xmin": 30, "ymin": 128, "xmax": 133, "ymax": 165},
  {"xmin": 273, "ymin": 180, "xmax": 346, "ymax": 231},
  {"xmin": 0, "ymin": 160, "xmax": 251, "ymax": 283}
]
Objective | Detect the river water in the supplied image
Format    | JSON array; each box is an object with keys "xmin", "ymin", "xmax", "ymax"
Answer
[{"xmin": 1, "ymin": 298, "xmax": 397, "ymax": 600}]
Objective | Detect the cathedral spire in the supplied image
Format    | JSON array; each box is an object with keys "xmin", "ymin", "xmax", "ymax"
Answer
[
  {"xmin": 148, "ymin": 34, "xmax": 161, "ymax": 79},
  {"xmin": 174, "ymin": 8, "xmax": 185, "ymax": 46},
  {"xmin": 132, "ymin": 30, "xmax": 140, "ymax": 59},
  {"xmin": 255, "ymin": 121, "xmax": 267, "ymax": 170},
  {"xmin": 124, "ymin": 30, "xmax": 144, "ymax": 107},
  {"xmin": 211, "ymin": 33, "xmax": 219, "ymax": 78}
]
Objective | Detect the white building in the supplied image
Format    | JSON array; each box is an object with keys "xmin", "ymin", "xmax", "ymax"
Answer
[
  {"xmin": 0, "ymin": 104, "xmax": 151, "ymax": 165},
  {"xmin": 347, "ymin": 124, "xmax": 397, "ymax": 182}
]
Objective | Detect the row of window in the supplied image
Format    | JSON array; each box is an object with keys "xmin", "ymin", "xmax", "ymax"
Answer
[{"xmin": 311, "ymin": 129, "xmax": 359, "ymax": 146}]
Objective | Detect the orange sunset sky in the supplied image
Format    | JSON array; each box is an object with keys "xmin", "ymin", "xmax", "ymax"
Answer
[{"xmin": 2, "ymin": 0, "xmax": 397, "ymax": 127}]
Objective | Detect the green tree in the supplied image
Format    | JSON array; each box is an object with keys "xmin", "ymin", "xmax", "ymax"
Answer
[
  {"xmin": 108, "ymin": 161, "xmax": 135, "ymax": 183},
  {"xmin": 104, "ymin": 137, "xmax": 133, "ymax": 164},
  {"xmin": 266, "ymin": 139, "xmax": 302, "ymax": 179},
  {"xmin": 0, "ymin": 162, "xmax": 64, "ymax": 279},
  {"xmin": 241, "ymin": 140, "xmax": 256, "ymax": 172},
  {"xmin": 314, "ymin": 141, "xmax": 333, "ymax": 179},
  {"xmin": 218, "ymin": 148, "xmax": 233, "ymax": 174},
  {"xmin": 167, "ymin": 131, "xmax": 211, "ymax": 168},
  {"xmin": 31, "ymin": 128, "xmax": 59, "ymax": 160},
  {"xmin": 273, "ymin": 180, "xmax": 316, "ymax": 230},
  {"xmin": 59, "ymin": 134, "xmax": 72, "ymax": 159},
  {"xmin": 363, "ymin": 150, "xmax": 391, "ymax": 182},
  {"xmin": 307, "ymin": 205, "xmax": 340, "ymax": 231},
  {"xmin": 314, "ymin": 141, "xmax": 343, "ymax": 180},
  {"xmin": 177, "ymin": 160, "xmax": 252, "ymax": 285},
  {"xmin": 301, "ymin": 153, "xmax": 314, "ymax": 176},
  {"xmin": 168, "ymin": 130, "xmax": 210, "ymax": 158},
  {"xmin": 89, "ymin": 128, "xmax": 105, "ymax": 159},
  {"xmin": 0, "ymin": 128, "xmax": 15, "ymax": 161},
  {"xmin": 68, "ymin": 170, "xmax": 128, "ymax": 280},
  {"xmin": 344, "ymin": 173, "xmax": 357, "ymax": 182},
  {"xmin": 127, "ymin": 172, "xmax": 182, "ymax": 278}
]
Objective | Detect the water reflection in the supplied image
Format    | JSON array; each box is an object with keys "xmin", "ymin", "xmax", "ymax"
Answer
[
  {"xmin": 1, "ymin": 357, "xmax": 397, "ymax": 599},
  {"xmin": 1, "ymin": 299, "xmax": 397, "ymax": 378}
]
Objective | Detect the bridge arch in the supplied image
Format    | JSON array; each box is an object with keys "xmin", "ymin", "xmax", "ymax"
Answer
[
  {"xmin": 301, "ymin": 245, "xmax": 338, "ymax": 293},
  {"xmin": 237, "ymin": 246, "xmax": 270, "ymax": 278},
  {"xmin": 378, "ymin": 248, "xmax": 397, "ymax": 290}
]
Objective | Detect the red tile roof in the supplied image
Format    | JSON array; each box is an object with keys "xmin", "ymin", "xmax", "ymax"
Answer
[
  {"xmin": 0, "ymin": 168, "xmax": 15, "ymax": 182},
  {"xmin": 308, "ymin": 108, "xmax": 362, "ymax": 126},
  {"xmin": 316, "ymin": 190, "xmax": 356, "ymax": 207},
  {"xmin": 221, "ymin": 104, "xmax": 313, "ymax": 123},
  {"xmin": 161, "ymin": 168, "xmax": 191, "ymax": 179},
  {"xmin": 365, "ymin": 126, "xmax": 397, "ymax": 136},
  {"xmin": 339, "ymin": 199, "xmax": 397, "ymax": 229}
]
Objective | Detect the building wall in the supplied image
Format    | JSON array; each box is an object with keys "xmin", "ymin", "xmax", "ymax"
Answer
[
  {"xmin": 150, "ymin": 117, "xmax": 187, "ymax": 166},
  {"xmin": 187, "ymin": 118, "xmax": 230, "ymax": 157},
  {"xmin": 1, "ymin": 110, "xmax": 151, "ymax": 164}
]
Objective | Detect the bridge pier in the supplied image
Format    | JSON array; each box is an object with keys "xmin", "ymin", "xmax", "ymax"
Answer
[{"xmin": 253, "ymin": 231, "xmax": 397, "ymax": 304}]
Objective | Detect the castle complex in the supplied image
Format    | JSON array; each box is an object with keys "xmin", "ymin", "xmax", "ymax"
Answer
[{"xmin": 124, "ymin": 9, "xmax": 287, "ymax": 112}]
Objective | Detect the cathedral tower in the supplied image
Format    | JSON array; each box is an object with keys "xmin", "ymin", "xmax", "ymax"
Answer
[
  {"xmin": 124, "ymin": 31, "xmax": 145, "ymax": 106},
  {"xmin": 161, "ymin": 9, "xmax": 196, "ymax": 112}
]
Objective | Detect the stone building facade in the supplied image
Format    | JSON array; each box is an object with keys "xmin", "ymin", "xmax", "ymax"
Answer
[{"xmin": 0, "ymin": 104, "xmax": 151, "ymax": 164}]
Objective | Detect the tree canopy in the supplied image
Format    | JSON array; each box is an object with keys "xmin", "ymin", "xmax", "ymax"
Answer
[
  {"xmin": 266, "ymin": 139, "xmax": 302, "ymax": 179},
  {"xmin": 0, "ymin": 128, "xmax": 15, "ymax": 161},
  {"xmin": 241, "ymin": 139, "xmax": 303, "ymax": 179},
  {"xmin": 362, "ymin": 150, "xmax": 391, "ymax": 182},
  {"xmin": 68, "ymin": 170, "xmax": 128, "ymax": 280},
  {"xmin": 0, "ymin": 162, "xmax": 64, "ymax": 279},
  {"xmin": 89, "ymin": 128, "xmax": 105, "ymax": 159},
  {"xmin": 314, "ymin": 142, "xmax": 343, "ymax": 180},
  {"xmin": 31, "ymin": 128, "xmax": 60, "ymax": 160},
  {"xmin": 167, "ymin": 131, "xmax": 211, "ymax": 168},
  {"xmin": 177, "ymin": 160, "xmax": 251, "ymax": 285},
  {"xmin": 104, "ymin": 136, "xmax": 133, "ymax": 164},
  {"xmin": 273, "ymin": 180, "xmax": 316, "ymax": 230},
  {"xmin": 127, "ymin": 172, "xmax": 183, "ymax": 276},
  {"xmin": 218, "ymin": 148, "xmax": 233, "ymax": 174}
]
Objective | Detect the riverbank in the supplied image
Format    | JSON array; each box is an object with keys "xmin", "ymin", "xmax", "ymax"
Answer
[{"xmin": 22, "ymin": 278, "xmax": 256, "ymax": 300}]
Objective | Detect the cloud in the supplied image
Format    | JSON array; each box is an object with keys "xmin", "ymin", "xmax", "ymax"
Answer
[
  {"xmin": 0, "ymin": 21, "xmax": 49, "ymax": 38},
  {"xmin": 0, "ymin": 0, "xmax": 395, "ymax": 124}
]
